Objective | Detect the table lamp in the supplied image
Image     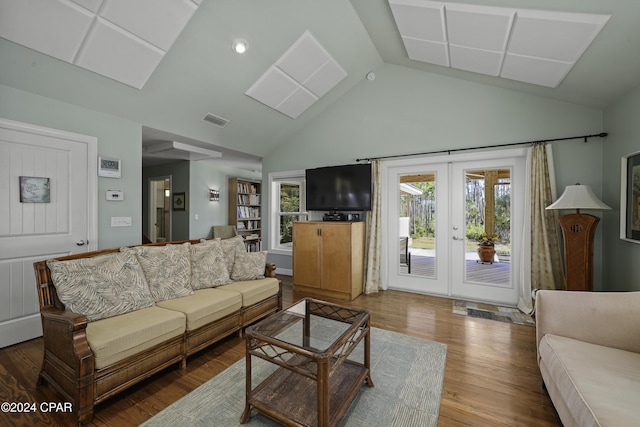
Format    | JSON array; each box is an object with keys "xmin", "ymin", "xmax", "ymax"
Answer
[{"xmin": 546, "ymin": 184, "xmax": 611, "ymax": 291}]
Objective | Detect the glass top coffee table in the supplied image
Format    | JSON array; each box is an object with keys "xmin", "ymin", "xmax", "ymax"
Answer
[{"xmin": 240, "ymin": 298, "xmax": 373, "ymax": 427}]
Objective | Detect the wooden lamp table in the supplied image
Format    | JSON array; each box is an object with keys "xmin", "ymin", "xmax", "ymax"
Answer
[{"xmin": 241, "ymin": 298, "xmax": 373, "ymax": 427}]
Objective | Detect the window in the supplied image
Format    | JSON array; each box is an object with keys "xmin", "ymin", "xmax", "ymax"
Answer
[{"xmin": 269, "ymin": 171, "xmax": 307, "ymax": 253}]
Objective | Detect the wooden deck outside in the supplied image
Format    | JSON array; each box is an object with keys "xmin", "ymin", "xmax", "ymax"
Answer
[{"xmin": 400, "ymin": 253, "xmax": 511, "ymax": 285}]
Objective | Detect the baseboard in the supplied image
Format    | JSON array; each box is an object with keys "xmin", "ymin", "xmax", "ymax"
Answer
[{"xmin": 0, "ymin": 314, "xmax": 42, "ymax": 348}]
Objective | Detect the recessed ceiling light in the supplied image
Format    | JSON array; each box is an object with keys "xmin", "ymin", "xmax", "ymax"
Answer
[{"xmin": 232, "ymin": 39, "xmax": 248, "ymax": 54}]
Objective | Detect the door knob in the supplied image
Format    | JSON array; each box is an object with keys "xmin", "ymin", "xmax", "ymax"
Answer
[
  {"xmin": 76, "ymin": 240, "xmax": 87, "ymax": 246},
  {"xmin": 452, "ymin": 236, "xmax": 460, "ymax": 240}
]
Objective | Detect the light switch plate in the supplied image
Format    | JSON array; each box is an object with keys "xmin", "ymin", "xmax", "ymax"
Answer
[{"xmin": 111, "ymin": 217, "xmax": 132, "ymax": 227}]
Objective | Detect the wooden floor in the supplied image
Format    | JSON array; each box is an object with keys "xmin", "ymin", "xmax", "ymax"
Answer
[{"xmin": 0, "ymin": 276, "xmax": 561, "ymax": 427}]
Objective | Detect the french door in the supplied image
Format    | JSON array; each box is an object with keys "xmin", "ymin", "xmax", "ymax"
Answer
[{"xmin": 383, "ymin": 149, "xmax": 526, "ymax": 306}]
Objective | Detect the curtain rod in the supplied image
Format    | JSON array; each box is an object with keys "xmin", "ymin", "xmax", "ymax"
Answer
[{"xmin": 356, "ymin": 132, "xmax": 608, "ymax": 162}]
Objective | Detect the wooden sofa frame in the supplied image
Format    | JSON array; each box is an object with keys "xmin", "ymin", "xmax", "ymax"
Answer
[{"xmin": 33, "ymin": 239, "xmax": 282, "ymax": 426}]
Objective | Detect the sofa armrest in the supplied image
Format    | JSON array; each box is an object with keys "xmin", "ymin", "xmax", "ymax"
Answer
[
  {"xmin": 40, "ymin": 307, "xmax": 94, "ymax": 372},
  {"xmin": 536, "ymin": 290, "xmax": 640, "ymax": 359}
]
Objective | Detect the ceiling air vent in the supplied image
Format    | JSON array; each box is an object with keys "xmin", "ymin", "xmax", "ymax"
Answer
[{"xmin": 202, "ymin": 113, "xmax": 229, "ymax": 128}]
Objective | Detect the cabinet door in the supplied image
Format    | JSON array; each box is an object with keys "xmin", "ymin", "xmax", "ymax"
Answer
[
  {"xmin": 320, "ymin": 224, "xmax": 353, "ymax": 292},
  {"xmin": 293, "ymin": 223, "xmax": 321, "ymax": 288}
]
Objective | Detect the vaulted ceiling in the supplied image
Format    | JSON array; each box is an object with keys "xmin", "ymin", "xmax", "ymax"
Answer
[{"xmin": 1, "ymin": 0, "xmax": 639, "ymax": 170}]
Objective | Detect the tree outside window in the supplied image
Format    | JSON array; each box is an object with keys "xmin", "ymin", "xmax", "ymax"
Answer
[{"xmin": 270, "ymin": 172, "xmax": 306, "ymax": 251}]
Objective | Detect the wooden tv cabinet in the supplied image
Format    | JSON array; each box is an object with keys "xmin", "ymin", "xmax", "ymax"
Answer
[{"xmin": 292, "ymin": 221, "xmax": 365, "ymax": 300}]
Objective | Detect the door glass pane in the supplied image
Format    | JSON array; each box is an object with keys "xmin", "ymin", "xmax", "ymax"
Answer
[
  {"xmin": 398, "ymin": 173, "xmax": 436, "ymax": 277},
  {"xmin": 464, "ymin": 169, "xmax": 511, "ymax": 285}
]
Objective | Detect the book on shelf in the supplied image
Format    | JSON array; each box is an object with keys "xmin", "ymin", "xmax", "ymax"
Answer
[
  {"xmin": 245, "ymin": 240, "xmax": 262, "ymax": 252},
  {"xmin": 237, "ymin": 206, "xmax": 260, "ymax": 218},
  {"xmin": 237, "ymin": 194, "xmax": 261, "ymax": 205},
  {"xmin": 237, "ymin": 182, "xmax": 259, "ymax": 194}
]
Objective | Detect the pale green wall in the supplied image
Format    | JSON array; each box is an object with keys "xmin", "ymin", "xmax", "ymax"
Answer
[
  {"xmin": 188, "ymin": 162, "xmax": 260, "ymax": 239},
  {"xmin": 1, "ymin": 85, "xmax": 142, "ymax": 249},
  {"xmin": 602, "ymin": 83, "xmax": 640, "ymax": 291},
  {"xmin": 263, "ymin": 64, "xmax": 606, "ymax": 282}
]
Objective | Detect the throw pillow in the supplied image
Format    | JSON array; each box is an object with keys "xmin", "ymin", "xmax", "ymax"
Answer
[
  {"xmin": 191, "ymin": 239, "xmax": 232, "ymax": 289},
  {"xmin": 231, "ymin": 251, "xmax": 267, "ymax": 281},
  {"xmin": 47, "ymin": 250, "xmax": 154, "ymax": 322},
  {"xmin": 217, "ymin": 235, "xmax": 247, "ymax": 273},
  {"xmin": 122, "ymin": 243, "xmax": 193, "ymax": 302}
]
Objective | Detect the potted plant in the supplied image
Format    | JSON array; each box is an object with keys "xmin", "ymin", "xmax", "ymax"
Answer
[{"xmin": 477, "ymin": 232, "xmax": 498, "ymax": 264}]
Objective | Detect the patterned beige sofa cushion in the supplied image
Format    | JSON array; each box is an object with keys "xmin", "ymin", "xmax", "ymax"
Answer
[
  {"xmin": 218, "ymin": 278, "xmax": 280, "ymax": 307},
  {"xmin": 123, "ymin": 243, "xmax": 193, "ymax": 301},
  {"xmin": 47, "ymin": 250, "xmax": 154, "ymax": 322},
  {"xmin": 231, "ymin": 251, "xmax": 267, "ymax": 281},
  {"xmin": 217, "ymin": 235, "xmax": 246, "ymax": 272},
  {"xmin": 190, "ymin": 239, "xmax": 232, "ymax": 289},
  {"xmin": 86, "ymin": 306, "xmax": 186, "ymax": 369},
  {"xmin": 156, "ymin": 288, "xmax": 242, "ymax": 331},
  {"xmin": 539, "ymin": 334, "xmax": 640, "ymax": 427}
]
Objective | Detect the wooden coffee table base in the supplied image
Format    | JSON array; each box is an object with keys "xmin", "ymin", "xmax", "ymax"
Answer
[
  {"xmin": 240, "ymin": 298, "xmax": 373, "ymax": 427},
  {"xmin": 241, "ymin": 357, "xmax": 372, "ymax": 427}
]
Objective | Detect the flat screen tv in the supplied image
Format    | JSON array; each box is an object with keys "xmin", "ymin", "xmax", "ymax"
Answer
[{"xmin": 305, "ymin": 163, "xmax": 372, "ymax": 211}]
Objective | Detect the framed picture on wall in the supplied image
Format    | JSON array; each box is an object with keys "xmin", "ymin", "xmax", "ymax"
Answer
[
  {"xmin": 621, "ymin": 150, "xmax": 640, "ymax": 243},
  {"xmin": 173, "ymin": 192, "xmax": 186, "ymax": 211}
]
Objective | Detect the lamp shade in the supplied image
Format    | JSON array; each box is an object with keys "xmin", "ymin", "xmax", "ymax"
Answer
[{"xmin": 546, "ymin": 184, "xmax": 611, "ymax": 210}]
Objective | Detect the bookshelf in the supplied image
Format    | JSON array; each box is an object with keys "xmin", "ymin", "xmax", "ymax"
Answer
[{"xmin": 229, "ymin": 177, "xmax": 262, "ymax": 251}]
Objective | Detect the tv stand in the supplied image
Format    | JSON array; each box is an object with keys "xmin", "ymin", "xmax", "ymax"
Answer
[{"xmin": 292, "ymin": 221, "xmax": 365, "ymax": 300}]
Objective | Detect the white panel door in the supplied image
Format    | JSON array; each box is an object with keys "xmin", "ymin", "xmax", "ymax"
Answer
[{"xmin": 0, "ymin": 119, "xmax": 97, "ymax": 347}]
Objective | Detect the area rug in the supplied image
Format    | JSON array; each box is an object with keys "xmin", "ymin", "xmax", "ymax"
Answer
[
  {"xmin": 453, "ymin": 300, "xmax": 534, "ymax": 326},
  {"xmin": 141, "ymin": 327, "xmax": 447, "ymax": 427}
]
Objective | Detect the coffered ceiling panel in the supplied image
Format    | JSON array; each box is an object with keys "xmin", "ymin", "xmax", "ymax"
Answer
[
  {"xmin": 100, "ymin": 0, "xmax": 197, "ymax": 51},
  {"xmin": 245, "ymin": 66, "xmax": 300, "ymax": 110},
  {"xmin": 500, "ymin": 54, "xmax": 574, "ymax": 89},
  {"xmin": 445, "ymin": 4, "xmax": 514, "ymax": 51},
  {"xmin": 0, "ymin": 0, "xmax": 94, "ymax": 62},
  {"xmin": 277, "ymin": 86, "xmax": 318, "ymax": 119},
  {"xmin": 401, "ymin": 37, "xmax": 449, "ymax": 66},
  {"xmin": 508, "ymin": 9, "xmax": 610, "ymax": 62},
  {"xmin": 449, "ymin": 45, "xmax": 503, "ymax": 76},
  {"xmin": 245, "ymin": 31, "xmax": 347, "ymax": 119},
  {"xmin": 276, "ymin": 33, "xmax": 331, "ymax": 84},
  {"xmin": 388, "ymin": 0, "xmax": 446, "ymax": 41},
  {"xmin": 0, "ymin": 0, "xmax": 200, "ymax": 88},
  {"xmin": 75, "ymin": 17, "xmax": 165, "ymax": 89},
  {"xmin": 388, "ymin": 0, "xmax": 610, "ymax": 88}
]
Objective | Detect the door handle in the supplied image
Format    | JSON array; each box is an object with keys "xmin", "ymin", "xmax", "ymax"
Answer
[
  {"xmin": 452, "ymin": 236, "xmax": 461, "ymax": 240},
  {"xmin": 76, "ymin": 240, "xmax": 88, "ymax": 246}
]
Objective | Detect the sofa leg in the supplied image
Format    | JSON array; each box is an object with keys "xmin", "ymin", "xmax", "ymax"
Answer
[
  {"xmin": 78, "ymin": 406, "xmax": 94, "ymax": 427},
  {"xmin": 180, "ymin": 357, "xmax": 187, "ymax": 370}
]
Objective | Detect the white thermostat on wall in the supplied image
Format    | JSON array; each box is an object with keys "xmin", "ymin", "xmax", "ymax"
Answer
[
  {"xmin": 106, "ymin": 190, "xmax": 124, "ymax": 201},
  {"xmin": 98, "ymin": 156, "xmax": 121, "ymax": 178}
]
